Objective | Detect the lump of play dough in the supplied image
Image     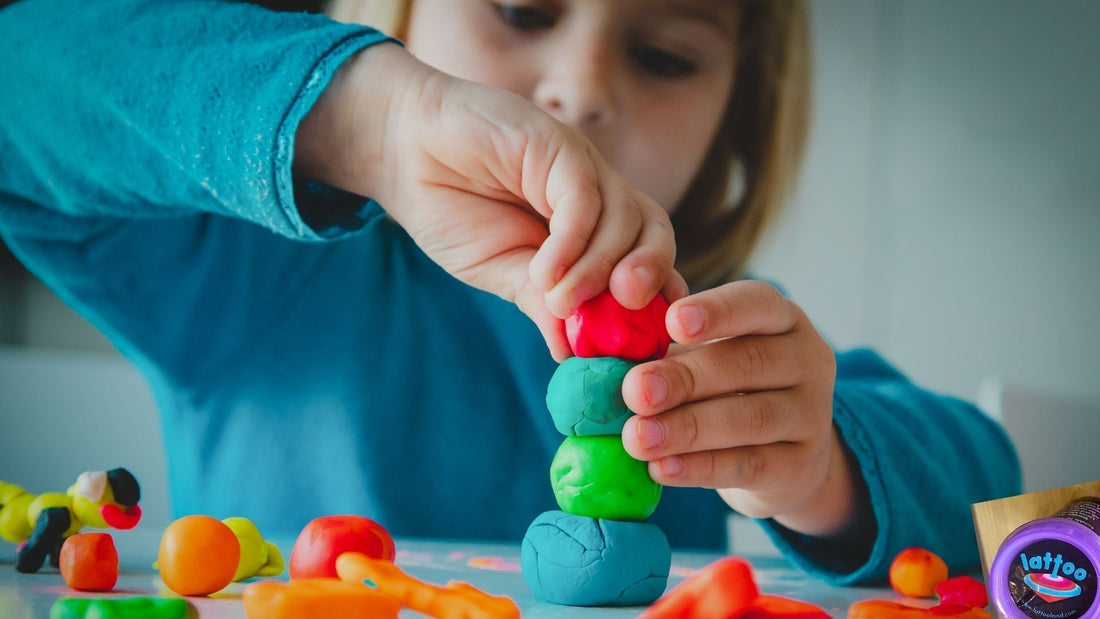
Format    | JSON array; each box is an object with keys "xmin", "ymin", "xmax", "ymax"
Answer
[
  {"xmin": 521, "ymin": 510, "xmax": 670, "ymax": 607},
  {"xmin": 550, "ymin": 436, "xmax": 661, "ymax": 521},
  {"xmin": 289, "ymin": 515, "xmax": 395, "ymax": 579},
  {"xmin": 889, "ymin": 547, "xmax": 948, "ymax": 598},
  {"xmin": 546, "ymin": 356, "xmax": 636, "ymax": 436},
  {"xmin": 50, "ymin": 597, "xmax": 190, "ymax": 619},
  {"xmin": 566, "ymin": 290, "xmax": 671, "ymax": 361},
  {"xmin": 59, "ymin": 532, "xmax": 118, "ymax": 592},
  {"xmin": 157, "ymin": 515, "xmax": 239, "ymax": 597},
  {"xmin": 242, "ymin": 578, "xmax": 401, "ymax": 619}
]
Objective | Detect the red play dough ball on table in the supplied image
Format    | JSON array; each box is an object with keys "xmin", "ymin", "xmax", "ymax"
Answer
[
  {"xmin": 59, "ymin": 532, "xmax": 119, "ymax": 592},
  {"xmin": 289, "ymin": 515, "xmax": 395, "ymax": 579},
  {"xmin": 566, "ymin": 290, "xmax": 671, "ymax": 361},
  {"xmin": 935, "ymin": 575, "xmax": 988, "ymax": 608}
]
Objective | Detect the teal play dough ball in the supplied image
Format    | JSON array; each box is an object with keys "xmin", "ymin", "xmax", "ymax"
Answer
[
  {"xmin": 546, "ymin": 356, "xmax": 637, "ymax": 436},
  {"xmin": 521, "ymin": 510, "xmax": 670, "ymax": 607},
  {"xmin": 550, "ymin": 436, "xmax": 661, "ymax": 521}
]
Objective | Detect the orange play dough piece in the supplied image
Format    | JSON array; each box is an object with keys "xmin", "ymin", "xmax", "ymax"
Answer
[
  {"xmin": 740, "ymin": 594, "xmax": 831, "ymax": 618},
  {"xmin": 889, "ymin": 547, "xmax": 949, "ymax": 598},
  {"xmin": 335, "ymin": 551, "xmax": 520, "ymax": 619},
  {"xmin": 243, "ymin": 578, "xmax": 401, "ymax": 619},
  {"xmin": 59, "ymin": 532, "xmax": 119, "ymax": 592},
  {"xmin": 157, "ymin": 515, "xmax": 240, "ymax": 596},
  {"xmin": 848, "ymin": 600, "xmax": 992, "ymax": 619}
]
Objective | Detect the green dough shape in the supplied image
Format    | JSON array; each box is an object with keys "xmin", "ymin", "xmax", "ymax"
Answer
[
  {"xmin": 50, "ymin": 597, "xmax": 190, "ymax": 619},
  {"xmin": 550, "ymin": 436, "xmax": 661, "ymax": 521},
  {"xmin": 546, "ymin": 356, "xmax": 636, "ymax": 436}
]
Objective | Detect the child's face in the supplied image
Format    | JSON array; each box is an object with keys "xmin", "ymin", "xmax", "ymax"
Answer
[{"xmin": 406, "ymin": 0, "xmax": 739, "ymax": 213}]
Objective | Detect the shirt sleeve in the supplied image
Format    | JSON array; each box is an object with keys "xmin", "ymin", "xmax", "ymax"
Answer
[
  {"xmin": 0, "ymin": 0, "xmax": 395, "ymax": 242},
  {"xmin": 757, "ymin": 348, "xmax": 1022, "ymax": 585}
]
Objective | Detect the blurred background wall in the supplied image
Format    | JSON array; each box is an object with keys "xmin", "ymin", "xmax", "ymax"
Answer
[
  {"xmin": 1, "ymin": 0, "xmax": 1098, "ymax": 530},
  {"xmin": 752, "ymin": 0, "xmax": 1100, "ymax": 407}
]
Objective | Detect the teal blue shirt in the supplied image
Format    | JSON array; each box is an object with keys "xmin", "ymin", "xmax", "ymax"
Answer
[{"xmin": 0, "ymin": 0, "xmax": 1020, "ymax": 584}]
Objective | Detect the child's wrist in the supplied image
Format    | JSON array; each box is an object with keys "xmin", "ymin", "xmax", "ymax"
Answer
[
  {"xmin": 773, "ymin": 429, "xmax": 869, "ymax": 540},
  {"xmin": 293, "ymin": 42, "xmax": 426, "ymax": 206}
]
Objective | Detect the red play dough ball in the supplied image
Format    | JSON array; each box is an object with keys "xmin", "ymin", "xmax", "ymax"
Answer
[
  {"xmin": 289, "ymin": 515, "xmax": 395, "ymax": 579},
  {"xmin": 566, "ymin": 291, "xmax": 671, "ymax": 361},
  {"xmin": 59, "ymin": 532, "xmax": 119, "ymax": 592},
  {"xmin": 936, "ymin": 575, "xmax": 988, "ymax": 608}
]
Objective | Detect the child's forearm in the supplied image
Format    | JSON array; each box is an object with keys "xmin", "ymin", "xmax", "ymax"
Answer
[{"xmin": 293, "ymin": 42, "xmax": 429, "ymax": 206}]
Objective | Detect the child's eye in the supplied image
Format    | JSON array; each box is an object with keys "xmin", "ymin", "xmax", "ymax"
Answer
[
  {"xmin": 632, "ymin": 46, "xmax": 696, "ymax": 78},
  {"xmin": 493, "ymin": 2, "xmax": 556, "ymax": 31}
]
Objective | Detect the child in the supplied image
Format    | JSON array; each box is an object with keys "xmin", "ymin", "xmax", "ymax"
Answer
[{"xmin": 0, "ymin": 0, "xmax": 1018, "ymax": 584}]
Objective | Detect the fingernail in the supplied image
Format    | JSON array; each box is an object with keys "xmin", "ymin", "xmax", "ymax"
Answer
[
  {"xmin": 632, "ymin": 266, "xmax": 654, "ymax": 292},
  {"xmin": 642, "ymin": 372, "xmax": 668, "ymax": 407},
  {"xmin": 678, "ymin": 305, "xmax": 704, "ymax": 337},
  {"xmin": 570, "ymin": 285, "xmax": 592, "ymax": 311},
  {"xmin": 660, "ymin": 456, "xmax": 683, "ymax": 476},
  {"xmin": 635, "ymin": 418, "xmax": 664, "ymax": 449}
]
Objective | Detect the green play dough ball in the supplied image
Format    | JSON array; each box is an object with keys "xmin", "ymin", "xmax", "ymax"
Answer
[
  {"xmin": 550, "ymin": 436, "xmax": 661, "ymax": 521},
  {"xmin": 546, "ymin": 356, "xmax": 637, "ymax": 436}
]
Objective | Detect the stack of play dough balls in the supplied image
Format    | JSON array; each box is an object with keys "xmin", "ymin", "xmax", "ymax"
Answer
[{"xmin": 521, "ymin": 290, "xmax": 673, "ymax": 606}]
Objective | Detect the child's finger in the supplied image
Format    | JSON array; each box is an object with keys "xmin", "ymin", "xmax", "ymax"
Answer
[
  {"xmin": 607, "ymin": 195, "xmax": 677, "ymax": 310},
  {"xmin": 512, "ymin": 281, "xmax": 573, "ymax": 362},
  {"xmin": 527, "ymin": 137, "xmax": 604, "ymax": 294},
  {"xmin": 543, "ymin": 178, "xmax": 645, "ymax": 318},
  {"xmin": 660, "ymin": 270, "xmax": 691, "ymax": 306},
  {"xmin": 461, "ymin": 238, "xmax": 572, "ymax": 361},
  {"xmin": 528, "ymin": 304, "xmax": 573, "ymax": 362},
  {"xmin": 621, "ymin": 390, "xmax": 804, "ymax": 462},
  {"xmin": 644, "ymin": 441, "xmax": 806, "ymax": 492},
  {"xmin": 666, "ymin": 280, "xmax": 801, "ymax": 344},
  {"xmin": 621, "ymin": 334, "xmax": 802, "ymax": 415}
]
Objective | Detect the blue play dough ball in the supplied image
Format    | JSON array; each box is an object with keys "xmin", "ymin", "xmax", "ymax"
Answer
[
  {"xmin": 521, "ymin": 510, "xmax": 671, "ymax": 607},
  {"xmin": 545, "ymin": 356, "xmax": 637, "ymax": 436}
]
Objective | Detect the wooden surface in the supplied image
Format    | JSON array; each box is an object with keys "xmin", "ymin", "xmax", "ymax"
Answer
[{"xmin": 0, "ymin": 526, "xmax": 901, "ymax": 618}]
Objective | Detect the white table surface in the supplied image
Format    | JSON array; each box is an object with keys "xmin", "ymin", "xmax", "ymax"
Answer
[{"xmin": 0, "ymin": 526, "xmax": 898, "ymax": 618}]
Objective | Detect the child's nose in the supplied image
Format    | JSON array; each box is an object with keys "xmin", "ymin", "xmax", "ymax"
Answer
[{"xmin": 533, "ymin": 46, "xmax": 620, "ymax": 129}]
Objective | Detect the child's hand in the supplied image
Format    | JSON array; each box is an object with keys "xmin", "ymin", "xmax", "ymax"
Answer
[
  {"xmin": 296, "ymin": 44, "xmax": 684, "ymax": 360},
  {"xmin": 620, "ymin": 281, "xmax": 864, "ymax": 539}
]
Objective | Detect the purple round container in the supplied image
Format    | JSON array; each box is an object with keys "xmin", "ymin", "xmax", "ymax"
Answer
[{"xmin": 990, "ymin": 497, "xmax": 1100, "ymax": 619}]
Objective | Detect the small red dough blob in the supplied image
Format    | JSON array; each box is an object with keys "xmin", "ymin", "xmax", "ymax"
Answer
[
  {"xmin": 641, "ymin": 557, "xmax": 758, "ymax": 618},
  {"xmin": 59, "ymin": 532, "xmax": 119, "ymax": 592},
  {"xmin": 289, "ymin": 515, "xmax": 395, "ymax": 579},
  {"xmin": 566, "ymin": 291, "xmax": 671, "ymax": 361},
  {"xmin": 935, "ymin": 576, "xmax": 988, "ymax": 608}
]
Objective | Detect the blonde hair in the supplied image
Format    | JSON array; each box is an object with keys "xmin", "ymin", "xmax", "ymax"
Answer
[
  {"xmin": 326, "ymin": 0, "xmax": 412, "ymax": 38},
  {"xmin": 325, "ymin": 0, "xmax": 811, "ymax": 288}
]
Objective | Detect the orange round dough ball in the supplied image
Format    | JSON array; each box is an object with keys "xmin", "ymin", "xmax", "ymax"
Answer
[
  {"xmin": 60, "ymin": 532, "xmax": 119, "ymax": 592},
  {"xmin": 158, "ymin": 515, "xmax": 241, "ymax": 596},
  {"xmin": 889, "ymin": 547, "xmax": 949, "ymax": 598}
]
